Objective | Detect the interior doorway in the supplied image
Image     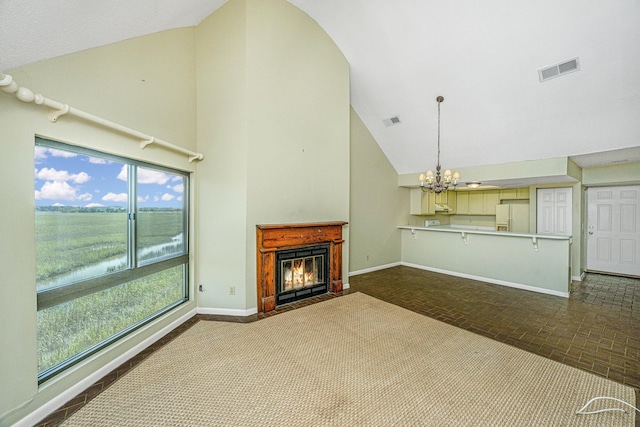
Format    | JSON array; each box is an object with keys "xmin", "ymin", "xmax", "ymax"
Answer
[{"xmin": 587, "ymin": 185, "xmax": 640, "ymax": 277}]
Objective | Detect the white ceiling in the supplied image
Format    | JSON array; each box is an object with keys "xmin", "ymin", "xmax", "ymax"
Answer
[{"xmin": 2, "ymin": 0, "xmax": 640, "ymax": 173}]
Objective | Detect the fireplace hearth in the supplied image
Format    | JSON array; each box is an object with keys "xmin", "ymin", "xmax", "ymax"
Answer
[{"xmin": 256, "ymin": 222, "xmax": 347, "ymax": 313}]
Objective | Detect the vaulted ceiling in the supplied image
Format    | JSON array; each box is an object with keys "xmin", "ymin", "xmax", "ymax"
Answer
[{"xmin": 2, "ymin": 0, "xmax": 639, "ymax": 173}]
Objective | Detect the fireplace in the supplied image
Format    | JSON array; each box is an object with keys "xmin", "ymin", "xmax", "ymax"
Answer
[
  {"xmin": 256, "ymin": 222, "xmax": 347, "ymax": 313},
  {"xmin": 276, "ymin": 244, "xmax": 329, "ymax": 305}
]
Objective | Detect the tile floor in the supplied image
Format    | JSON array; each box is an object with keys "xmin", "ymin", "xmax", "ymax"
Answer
[{"xmin": 35, "ymin": 267, "xmax": 639, "ymax": 426}]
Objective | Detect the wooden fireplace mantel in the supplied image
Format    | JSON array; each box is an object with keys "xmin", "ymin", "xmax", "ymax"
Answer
[{"xmin": 256, "ymin": 221, "xmax": 347, "ymax": 313}]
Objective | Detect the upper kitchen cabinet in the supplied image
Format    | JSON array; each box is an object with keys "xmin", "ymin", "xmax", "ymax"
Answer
[
  {"xmin": 436, "ymin": 191, "xmax": 456, "ymax": 213},
  {"xmin": 410, "ymin": 188, "xmax": 457, "ymax": 215},
  {"xmin": 410, "ymin": 188, "xmax": 434, "ymax": 215},
  {"xmin": 499, "ymin": 188, "xmax": 530, "ymax": 200},
  {"xmin": 468, "ymin": 192, "xmax": 484, "ymax": 215},
  {"xmin": 483, "ymin": 190, "xmax": 499, "ymax": 215},
  {"xmin": 459, "ymin": 190, "xmax": 499, "ymax": 215},
  {"xmin": 456, "ymin": 192, "xmax": 469, "ymax": 214}
]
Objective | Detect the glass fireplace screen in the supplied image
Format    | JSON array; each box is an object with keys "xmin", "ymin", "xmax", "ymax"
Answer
[{"xmin": 281, "ymin": 254, "xmax": 325, "ymax": 292}]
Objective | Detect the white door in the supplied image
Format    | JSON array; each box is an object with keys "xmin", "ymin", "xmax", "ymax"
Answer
[
  {"xmin": 537, "ymin": 188, "xmax": 572, "ymax": 235},
  {"xmin": 587, "ymin": 186, "xmax": 640, "ymax": 276}
]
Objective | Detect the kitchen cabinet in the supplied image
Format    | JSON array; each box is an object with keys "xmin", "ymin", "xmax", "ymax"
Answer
[
  {"xmin": 435, "ymin": 191, "xmax": 456, "ymax": 213},
  {"xmin": 483, "ymin": 190, "xmax": 499, "ymax": 215},
  {"xmin": 456, "ymin": 192, "xmax": 469, "ymax": 214},
  {"xmin": 410, "ymin": 188, "xmax": 434, "ymax": 215},
  {"xmin": 458, "ymin": 190, "xmax": 499, "ymax": 215},
  {"xmin": 410, "ymin": 188, "xmax": 457, "ymax": 215},
  {"xmin": 468, "ymin": 192, "xmax": 484, "ymax": 215},
  {"xmin": 499, "ymin": 188, "xmax": 530, "ymax": 200}
]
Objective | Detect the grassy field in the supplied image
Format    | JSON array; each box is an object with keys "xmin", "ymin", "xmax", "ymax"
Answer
[
  {"xmin": 38, "ymin": 266, "xmax": 185, "ymax": 373},
  {"xmin": 36, "ymin": 209, "xmax": 184, "ymax": 285},
  {"xmin": 36, "ymin": 209, "xmax": 187, "ymax": 375}
]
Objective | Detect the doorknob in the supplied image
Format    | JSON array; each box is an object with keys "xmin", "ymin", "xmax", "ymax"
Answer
[{"xmin": 588, "ymin": 231, "xmax": 593, "ymax": 235}]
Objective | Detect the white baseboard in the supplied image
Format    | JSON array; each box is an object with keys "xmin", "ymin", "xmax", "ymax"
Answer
[
  {"xmin": 349, "ymin": 262, "xmax": 401, "ymax": 277},
  {"xmin": 197, "ymin": 307, "xmax": 258, "ymax": 316},
  {"xmin": 342, "ymin": 282, "xmax": 350, "ymax": 290},
  {"xmin": 15, "ymin": 308, "xmax": 197, "ymax": 427},
  {"xmin": 401, "ymin": 262, "xmax": 570, "ymax": 298}
]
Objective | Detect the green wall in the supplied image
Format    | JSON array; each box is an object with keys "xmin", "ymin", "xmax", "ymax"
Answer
[
  {"xmin": 582, "ymin": 162, "xmax": 640, "ymax": 186},
  {"xmin": 349, "ymin": 108, "xmax": 408, "ymax": 273}
]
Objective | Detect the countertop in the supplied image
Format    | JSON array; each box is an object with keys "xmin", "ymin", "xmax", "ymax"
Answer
[{"xmin": 397, "ymin": 225, "xmax": 572, "ymax": 240}]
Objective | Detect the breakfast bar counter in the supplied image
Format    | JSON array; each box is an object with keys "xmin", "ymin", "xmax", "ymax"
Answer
[{"xmin": 397, "ymin": 225, "xmax": 572, "ymax": 297}]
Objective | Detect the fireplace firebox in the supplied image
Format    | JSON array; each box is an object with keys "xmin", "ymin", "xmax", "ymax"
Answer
[
  {"xmin": 256, "ymin": 222, "xmax": 347, "ymax": 313},
  {"xmin": 276, "ymin": 245, "xmax": 329, "ymax": 305}
]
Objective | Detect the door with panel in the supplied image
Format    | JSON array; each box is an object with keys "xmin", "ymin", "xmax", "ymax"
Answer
[
  {"xmin": 537, "ymin": 188, "xmax": 572, "ymax": 235},
  {"xmin": 587, "ymin": 186, "xmax": 640, "ymax": 276}
]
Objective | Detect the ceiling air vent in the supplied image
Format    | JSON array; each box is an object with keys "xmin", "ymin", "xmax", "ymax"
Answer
[
  {"xmin": 538, "ymin": 57, "xmax": 580, "ymax": 82},
  {"xmin": 382, "ymin": 116, "xmax": 402, "ymax": 127}
]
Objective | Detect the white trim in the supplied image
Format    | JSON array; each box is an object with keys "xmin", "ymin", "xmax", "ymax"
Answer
[
  {"xmin": 14, "ymin": 309, "xmax": 197, "ymax": 427},
  {"xmin": 342, "ymin": 283, "xmax": 350, "ymax": 290},
  {"xmin": 349, "ymin": 262, "xmax": 402, "ymax": 277},
  {"xmin": 401, "ymin": 262, "xmax": 570, "ymax": 298},
  {"xmin": 197, "ymin": 307, "xmax": 258, "ymax": 316}
]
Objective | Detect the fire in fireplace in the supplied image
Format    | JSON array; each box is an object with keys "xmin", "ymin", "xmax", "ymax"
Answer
[{"xmin": 276, "ymin": 245, "xmax": 329, "ymax": 305}]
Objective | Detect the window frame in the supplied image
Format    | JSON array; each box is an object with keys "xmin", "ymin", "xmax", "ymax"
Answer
[{"xmin": 35, "ymin": 137, "xmax": 190, "ymax": 383}]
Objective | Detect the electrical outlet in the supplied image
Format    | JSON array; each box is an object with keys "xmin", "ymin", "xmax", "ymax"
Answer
[
  {"xmin": 228, "ymin": 286, "xmax": 235, "ymax": 295},
  {"xmin": 198, "ymin": 284, "xmax": 203, "ymax": 292}
]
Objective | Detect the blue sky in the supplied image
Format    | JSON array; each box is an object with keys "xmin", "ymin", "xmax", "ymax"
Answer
[{"xmin": 34, "ymin": 146, "xmax": 184, "ymax": 208}]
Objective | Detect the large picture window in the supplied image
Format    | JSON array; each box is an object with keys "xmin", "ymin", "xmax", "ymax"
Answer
[{"xmin": 35, "ymin": 137, "xmax": 189, "ymax": 382}]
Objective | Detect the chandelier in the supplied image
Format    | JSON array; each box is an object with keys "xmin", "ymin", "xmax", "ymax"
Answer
[{"xmin": 419, "ymin": 96, "xmax": 460, "ymax": 193}]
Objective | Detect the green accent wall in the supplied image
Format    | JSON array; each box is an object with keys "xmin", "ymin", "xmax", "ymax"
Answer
[{"xmin": 349, "ymin": 108, "xmax": 409, "ymax": 273}]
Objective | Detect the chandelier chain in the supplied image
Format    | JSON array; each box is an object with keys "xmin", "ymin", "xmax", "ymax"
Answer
[{"xmin": 418, "ymin": 95, "xmax": 459, "ymax": 193}]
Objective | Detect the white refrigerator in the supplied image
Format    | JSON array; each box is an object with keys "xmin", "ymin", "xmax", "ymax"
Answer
[{"xmin": 495, "ymin": 204, "xmax": 530, "ymax": 232}]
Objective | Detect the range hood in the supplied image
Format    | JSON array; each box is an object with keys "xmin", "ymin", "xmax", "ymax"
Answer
[{"xmin": 434, "ymin": 203, "xmax": 452, "ymax": 211}]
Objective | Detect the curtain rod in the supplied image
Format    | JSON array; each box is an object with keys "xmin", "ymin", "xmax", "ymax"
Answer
[{"xmin": 0, "ymin": 73, "xmax": 204, "ymax": 163}]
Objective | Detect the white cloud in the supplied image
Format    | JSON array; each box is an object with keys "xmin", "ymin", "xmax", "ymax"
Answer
[
  {"xmin": 85, "ymin": 203, "xmax": 104, "ymax": 208},
  {"xmin": 48, "ymin": 148, "xmax": 77, "ymax": 158},
  {"xmin": 89, "ymin": 157, "xmax": 107, "ymax": 164},
  {"xmin": 117, "ymin": 166, "xmax": 171, "ymax": 185},
  {"xmin": 138, "ymin": 168, "xmax": 171, "ymax": 185},
  {"xmin": 138, "ymin": 195, "xmax": 149, "ymax": 203},
  {"xmin": 36, "ymin": 167, "xmax": 90, "ymax": 184},
  {"xmin": 168, "ymin": 183, "xmax": 184, "ymax": 193},
  {"xmin": 117, "ymin": 165, "xmax": 127, "ymax": 181},
  {"xmin": 77, "ymin": 193, "xmax": 93, "ymax": 201},
  {"xmin": 177, "ymin": 196, "xmax": 183, "ymax": 202},
  {"xmin": 161, "ymin": 193, "xmax": 175, "ymax": 201},
  {"xmin": 102, "ymin": 192, "xmax": 128, "ymax": 202},
  {"xmin": 52, "ymin": 203, "xmax": 65, "ymax": 207},
  {"xmin": 35, "ymin": 181, "xmax": 78, "ymax": 201},
  {"xmin": 34, "ymin": 146, "xmax": 49, "ymax": 160}
]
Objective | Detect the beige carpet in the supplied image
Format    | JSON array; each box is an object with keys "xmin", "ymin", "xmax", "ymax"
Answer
[{"xmin": 62, "ymin": 293, "xmax": 636, "ymax": 426}]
